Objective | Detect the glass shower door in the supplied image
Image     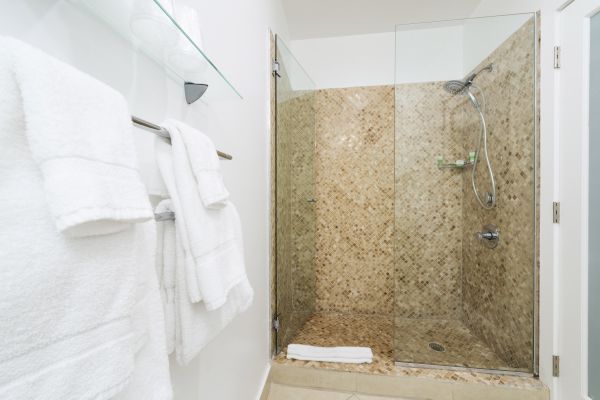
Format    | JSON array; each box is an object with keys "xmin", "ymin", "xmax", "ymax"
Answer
[
  {"xmin": 274, "ymin": 37, "xmax": 317, "ymax": 353},
  {"xmin": 589, "ymin": 11, "xmax": 600, "ymax": 399},
  {"xmin": 393, "ymin": 14, "xmax": 537, "ymax": 373}
]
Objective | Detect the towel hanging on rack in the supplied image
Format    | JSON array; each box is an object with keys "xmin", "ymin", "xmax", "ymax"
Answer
[{"xmin": 131, "ymin": 116, "xmax": 233, "ymax": 160}]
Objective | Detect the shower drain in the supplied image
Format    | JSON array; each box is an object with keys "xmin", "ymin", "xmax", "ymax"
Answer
[{"xmin": 428, "ymin": 342, "xmax": 446, "ymax": 352}]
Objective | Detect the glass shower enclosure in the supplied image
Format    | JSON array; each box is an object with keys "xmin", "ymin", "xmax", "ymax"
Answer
[
  {"xmin": 272, "ymin": 12, "xmax": 538, "ymax": 376},
  {"xmin": 394, "ymin": 13, "xmax": 538, "ymax": 373}
]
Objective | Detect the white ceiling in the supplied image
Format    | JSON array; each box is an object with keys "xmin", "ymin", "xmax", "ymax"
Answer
[{"xmin": 282, "ymin": 0, "xmax": 483, "ymax": 40}]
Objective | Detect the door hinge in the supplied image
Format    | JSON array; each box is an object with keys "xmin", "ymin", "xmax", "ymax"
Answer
[
  {"xmin": 552, "ymin": 355, "xmax": 560, "ymax": 377},
  {"xmin": 272, "ymin": 315, "xmax": 280, "ymax": 331},
  {"xmin": 272, "ymin": 60, "xmax": 281, "ymax": 78},
  {"xmin": 553, "ymin": 202, "xmax": 560, "ymax": 223},
  {"xmin": 554, "ymin": 46, "xmax": 561, "ymax": 69}
]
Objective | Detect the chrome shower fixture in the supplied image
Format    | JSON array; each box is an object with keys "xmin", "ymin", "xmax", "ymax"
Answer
[
  {"xmin": 443, "ymin": 63, "xmax": 496, "ymax": 210},
  {"xmin": 443, "ymin": 64, "xmax": 494, "ymax": 96}
]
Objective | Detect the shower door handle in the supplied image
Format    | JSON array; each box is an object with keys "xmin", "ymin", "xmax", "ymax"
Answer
[{"xmin": 307, "ymin": 198, "xmax": 316, "ymax": 203}]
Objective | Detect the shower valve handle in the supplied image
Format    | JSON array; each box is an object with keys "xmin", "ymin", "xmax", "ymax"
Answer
[{"xmin": 475, "ymin": 224, "xmax": 500, "ymax": 249}]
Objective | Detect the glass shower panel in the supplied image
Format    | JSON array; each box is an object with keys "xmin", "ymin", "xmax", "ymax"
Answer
[
  {"xmin": 275, "ymin": 37, "xmax": 317, "ymax": 353},
  {"xmin": 394, "ymin": 14, "xmax": 537, "ymax": 372},
  {"xmin": 589, "ymin": 11, "xmax": 600, "ymax": 400}
]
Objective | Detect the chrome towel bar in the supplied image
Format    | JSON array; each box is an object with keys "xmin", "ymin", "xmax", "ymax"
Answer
[{"xmin": 131, "ymin": 116, "xmax": 233, "ymax": 160}]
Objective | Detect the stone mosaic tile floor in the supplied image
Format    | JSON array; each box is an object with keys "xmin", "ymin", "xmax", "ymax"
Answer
[
  {"xmin": 274, "ymin": 313, "xmax": 542, "ymax": 390},
  {"xmin": 394, "ymin": 317, "xmax": 519, "ymax": 370}
]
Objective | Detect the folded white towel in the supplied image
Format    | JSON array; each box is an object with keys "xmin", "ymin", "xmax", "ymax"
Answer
[
  {"xmin": 156, "ymin": 120, "xmax": 251, "ymax": 311},
  {"xmin": 155, "ymin": 200, "xmax": 176, "ymax": 354},
  {"xmin": 286, "ymin": 344, "xmax": 373, "ymax": 364},
  {"xmin": 114, "ymin": 222, "xmax": 173, "ymax": 400},
  {"xmin": 2, "ymin": 37, "xmax": 152, "ymax": 237},
  {"xmin": 0, "ymin": 37, "xmax": 161, "ymax": 399}
]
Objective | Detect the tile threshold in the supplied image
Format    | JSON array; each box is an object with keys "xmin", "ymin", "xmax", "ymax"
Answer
[{"xmin": 393, "ymin": 361, "xmax": 532, "ymax": 378}]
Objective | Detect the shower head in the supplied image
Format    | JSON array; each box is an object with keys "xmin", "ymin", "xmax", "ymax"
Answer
[
  {"xmin": 443, "ymin": 80, "xmax": 470, "ymax": 95},
  {"xmin": 443, "ymin": 63, "xmax": 495, "ymax": 96}
]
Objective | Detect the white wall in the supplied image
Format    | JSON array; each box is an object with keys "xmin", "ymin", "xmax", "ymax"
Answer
[
  {"xmin": 470, "ymin": 0, "xmax": 541, "ymax": 17},
  {"xmin": 463, "ymin": 13, "xmax": 533, "ymax": 74},
  {"xmin": 291, "ymin": 25, "xmax": 464, "ymax": 89},
  {"xmin": 290, "ymin": 11, "xmax": 536, "ymax": 90},
  {"xmin": 290, "ymin": 31, "xmax": 395, "ymax": 89},
  {"xmin": 0, "ymin": 0, "xmax": 288, "ymax": 399}
]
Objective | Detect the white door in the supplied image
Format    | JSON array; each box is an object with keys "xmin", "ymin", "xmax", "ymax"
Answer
[{"xmin": 558, "ymin": 1, "xmax": 600, "ymax": 399}]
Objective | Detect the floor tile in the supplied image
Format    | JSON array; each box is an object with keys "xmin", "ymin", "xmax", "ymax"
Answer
[{"xmin": 268, "ymin": 383, "xmax": 352, "ymax": 400}]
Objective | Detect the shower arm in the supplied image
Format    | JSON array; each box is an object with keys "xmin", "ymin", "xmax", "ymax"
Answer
[{"xmin": 466, "ymin": 64, "xmax": 494, "ymax": 85}]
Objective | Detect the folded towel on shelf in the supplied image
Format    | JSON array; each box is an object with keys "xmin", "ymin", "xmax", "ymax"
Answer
[
  {"xmin": 155, "ymin": 122, "xmax": 253, "ymax": 365},
  {"xmin": 286, "ymin": 344, "xmax": 373, "ymax": 364},
  {"xmin": 156, "ymin": 119, "xmax": 251, "ymax": 311},
  {"xmin": 0, "ymin": 37, "xmax": 170, "ymax": 399}
]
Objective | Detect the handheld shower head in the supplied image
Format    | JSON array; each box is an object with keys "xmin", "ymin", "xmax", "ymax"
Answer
[
  {"xmin": 443, "ymin": 63, "xmax": 494, "ymax": 96},
  {"xmin": 443, "ymin": 80, "xmax": 469, "ymax": 95}
]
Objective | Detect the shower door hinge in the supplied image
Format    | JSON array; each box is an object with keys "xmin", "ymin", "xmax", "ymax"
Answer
[
  {"xmin": 552, "ymin": 355, "xmax": 560, "ymax": 377},
  {"xmin": 272, "ymin": 315, "xmax": 280, "ymax": 331},
  {"xmin": 554, "ymin": 46, "xmax": 561, "ymax": 69},
  {"xmin": 272, "ymin": 60, "xmax": 281, "ymax": 78},
  {"xmin": 553, "ymin": 202, "xmax": 561, "ymax": 223}
]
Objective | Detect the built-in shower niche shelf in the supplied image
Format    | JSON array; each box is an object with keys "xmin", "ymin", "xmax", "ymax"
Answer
[
  {"xmin": 436, "ymin": 154, "xmax": 475, "ymax": 170},
  {"xmin": 75, "ymin": 0, "xmax": 242, "ymax": 102}
]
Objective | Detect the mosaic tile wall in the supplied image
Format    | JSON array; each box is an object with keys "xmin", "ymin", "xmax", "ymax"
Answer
[
  {"xmin": 394, "ymin": 84, "xmax": 466, "ymax": 319},
  {"xmin": 314, "ymin": 86, "xmax": 395, "ymax": 315},
  {"xmin": 459, "ymin": 18, "xmax": 536, "ymax": 370},
  {"xmin": 275, "ymin": 42, "xmax": 317, "ymax": 350}
]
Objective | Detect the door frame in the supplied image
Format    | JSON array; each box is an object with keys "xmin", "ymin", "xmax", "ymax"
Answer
[{"xmin": 555, "ymin": 0, "xmax": 600, "ymax": 398}]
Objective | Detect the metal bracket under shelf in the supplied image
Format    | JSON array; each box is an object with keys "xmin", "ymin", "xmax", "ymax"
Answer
[{"xmin": 184, "ymin": 82, "xmax": 208, "ymax": 104}]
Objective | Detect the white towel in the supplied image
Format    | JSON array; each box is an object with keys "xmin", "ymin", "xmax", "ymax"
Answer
[
  {"xmin": 1, "ymin": 37, "xmax": 153, "ymax": 237},
  {"xmin": 168, "ymin": 119, "xmax": 229, "ymax": 208},
  {"xmin": 155, "ymin": 120, "xmax": 251, "ymax": 311},
  {"xmin": 286, "ymin": 344, "xmax": 373, "ymax": 364},
  {"xmin": 114, "ymin": 222, "xmax": 173, "ymax": 400},
  {"xmin": 173, "ymin": 228, "xmax": 254, "ymax": 365},
  {"xmin": 154, "ymin": 123, "xmax": 253, "ymax": 365},
  {"xmin": 155, "ymin": 200, "xmax": 177, "ymax": 354},
  {"xmin": 0, "ymin": 37, "xmax": 164, "ymax": 399}
]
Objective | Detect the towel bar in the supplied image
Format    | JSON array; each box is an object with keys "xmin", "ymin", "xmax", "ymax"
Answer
[
  {"xmin": 131, "ymin": 116, "xmax": 233, "ymax": 160},
  {"xmin": 154, "ymin": 211, "xmax": 175, "ymax": 222}
]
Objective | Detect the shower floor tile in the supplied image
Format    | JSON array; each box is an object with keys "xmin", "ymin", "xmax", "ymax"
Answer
[
  {"xmin": 394, "ymin": 318, "xmax": 519, "ymax": 371},
  {"xmin": 275, "ymin": 313, "xmax": 395, "ymax": 375},
  {"xmin": 274, "ymin": 313, "xmax": 537, "ymax": 388}
]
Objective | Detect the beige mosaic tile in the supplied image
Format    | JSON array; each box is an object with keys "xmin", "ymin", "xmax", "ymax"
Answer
[
  {"xmin": 314, "ymin": 86, "xmax": 395, "ymax": 315},
  {"xmin": 394, "ymin": 318, "xmax": 522, "ymax": 370},
  {"xmin": 274, "ymin": 314, "xmax": 543, "ymax": 390},
  {"xmin": 458, "ymin": 17, "xmax": 537, "ymax": 371},
  {"xmin": 394, "ymin": 82, "xmax": 465, "ymax": 320}
]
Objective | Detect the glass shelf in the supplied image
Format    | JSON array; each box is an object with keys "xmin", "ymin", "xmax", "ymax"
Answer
[{"xmin": 75, "ymin": 0, "xmax": 242, "ymax": 101}]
